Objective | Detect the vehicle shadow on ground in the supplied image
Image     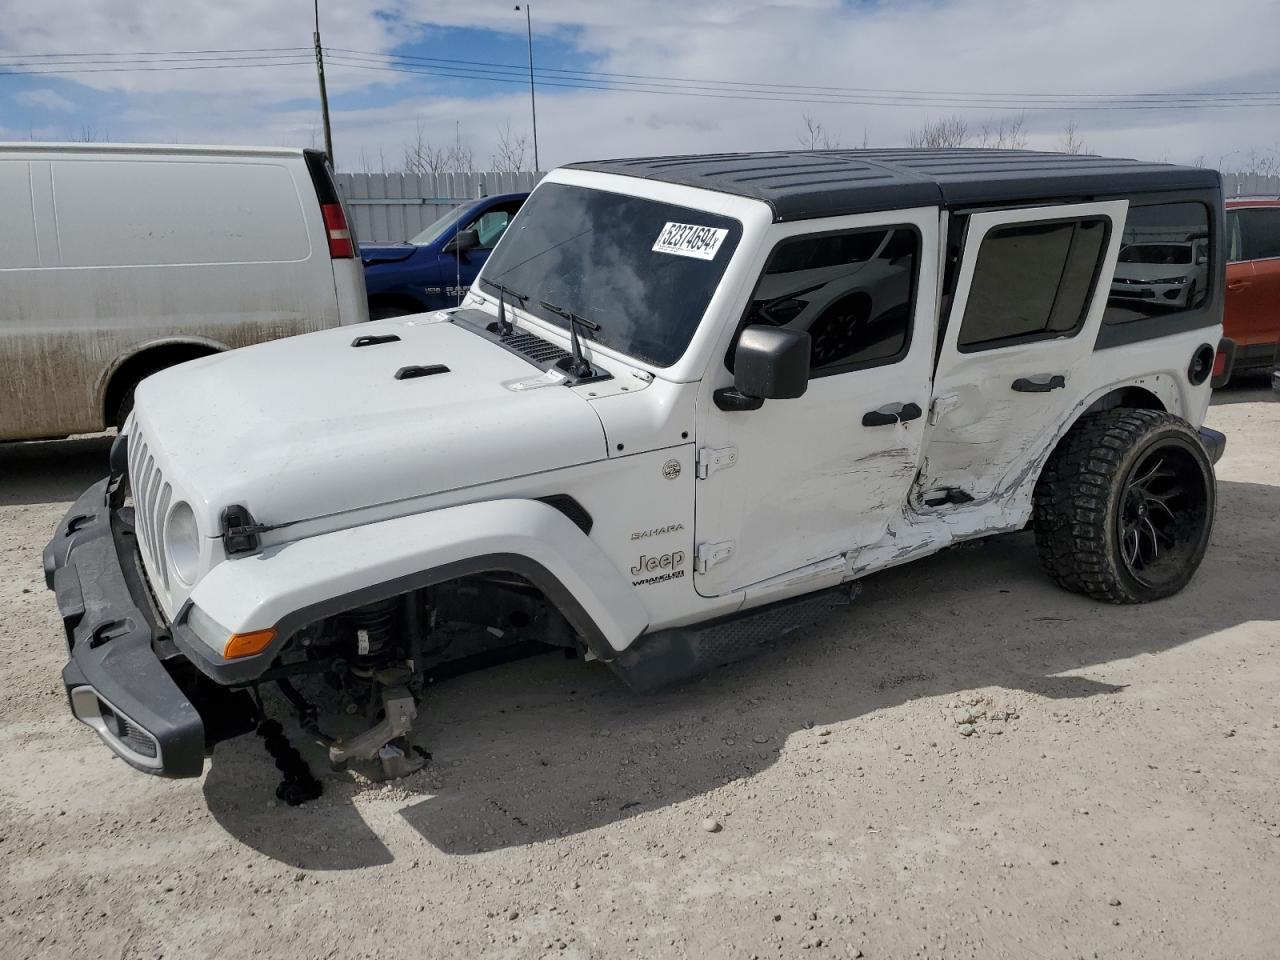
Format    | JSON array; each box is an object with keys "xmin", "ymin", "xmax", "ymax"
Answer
[
  {"xmin": 1209, "ymin": 376, "xmax": 1276, "ymax": 406},
  {"xmin": 203, "ymin": 476, "xmax": 1280, "ymax": 867},
  {"xmin": 0, "ymin": 435, "xmax": 113, "ymax": 506}
]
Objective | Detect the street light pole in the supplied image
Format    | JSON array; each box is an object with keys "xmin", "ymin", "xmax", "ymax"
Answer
[
  {"xmin": 515, "ymin": 4, "xmax": 539, "ymax": 171},
  {"xmin": 314, "ymin": 0, "xmax": 334, "ymax": 164}
]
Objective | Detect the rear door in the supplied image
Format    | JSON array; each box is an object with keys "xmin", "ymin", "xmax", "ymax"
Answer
[
  {"xmin": 919, "ymin": 201, "xmax": 1127, "ymax": 508},
  {"xmin": 1233, "ymin": 205, "xmax": 1280, "ymax": 355}
]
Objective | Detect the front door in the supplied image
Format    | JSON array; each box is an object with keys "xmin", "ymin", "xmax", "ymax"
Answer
[
  {"xmin": 693, "ymin": 208, "xmax": 939, "ymax": 597},
  {"xmin": 919, "ymin": 201, "xmax": 1128, "ymax": 509}
]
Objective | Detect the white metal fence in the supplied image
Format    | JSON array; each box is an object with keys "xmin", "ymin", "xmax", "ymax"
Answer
[
  {"xmin": 1222, "ymin": 172, "xmax": 1280, "ymax": 198},
  {"xmin": 337, "ymin": 169, "xmax": 1278, "ymax": 244},
  {"xmin": 335, "ymin": 171, "xmax": 543, "ymax": 244}
]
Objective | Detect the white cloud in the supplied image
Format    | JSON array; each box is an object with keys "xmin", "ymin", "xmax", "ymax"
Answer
[
  {"xmin": 13, "ymin": 88, "xmax": 76, "ymax": 112},
  {"xmin": 1, "ymin": 0, "xmax": 1277, "ymax": 171}
]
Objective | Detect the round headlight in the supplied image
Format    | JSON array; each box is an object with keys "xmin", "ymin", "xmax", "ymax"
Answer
[{"xmin": 164, "ymin": 501, "xmax": 201, "ymax": 585}]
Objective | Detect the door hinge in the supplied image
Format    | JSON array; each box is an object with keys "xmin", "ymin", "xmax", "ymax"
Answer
[
  {"xmin": 928, "ymin": 393, "xmax": 962, "ymax": 426},
  {"xmin": 696, "ymin": 444, "xmax": 738, "ymax": 479},
  {"xmin": 695, "ymin": 540, "xmax": 735, "ymax": 574}
]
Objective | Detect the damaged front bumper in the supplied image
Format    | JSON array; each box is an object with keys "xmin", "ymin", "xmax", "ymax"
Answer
[{"xmin": 43, "ymin": 477, "xmax": 252, "ymax": 778}]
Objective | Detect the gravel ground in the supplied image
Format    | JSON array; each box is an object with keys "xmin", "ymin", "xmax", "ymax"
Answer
[{"xmin": 1, "ymin": 384, "xmax": 1277, "ymax": 960}]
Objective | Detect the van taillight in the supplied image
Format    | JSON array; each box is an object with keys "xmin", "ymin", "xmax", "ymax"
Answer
[
  {"xmin": 1212, "ymin": 350, "xmax": 1226, "ymax": 378},
  {"xmin": 321, "ymin": 203, "xmax": 354, "ymax": 259}
]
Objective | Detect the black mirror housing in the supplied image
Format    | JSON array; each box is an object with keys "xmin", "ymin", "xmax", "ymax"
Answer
[
  {"xmin": 734, "ymin": 325, "xmax": 810, "ymax": 400},
  {"xmin": 444, "ymin": 228, "xmax": 480, "ymax": 255}
]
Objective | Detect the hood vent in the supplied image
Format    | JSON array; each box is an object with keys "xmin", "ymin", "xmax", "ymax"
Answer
[
  {"xmin": 494, "ymin": 329, "xmax": 572, "ymax": 367},
  {"xmin": 450, "ymin": 308, "xmax": 612, "ymax": 386}
]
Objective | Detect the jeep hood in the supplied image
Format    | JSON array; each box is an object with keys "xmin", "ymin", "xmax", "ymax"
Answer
[{"xmin": 132, "ymin": 317, "xmax": 607, "ymax": 528}]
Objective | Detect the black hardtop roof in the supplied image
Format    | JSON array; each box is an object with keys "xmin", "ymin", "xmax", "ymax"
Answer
[{"xmin": 566, "ymin": 149, "xmax": 1221, "ymax": 222}]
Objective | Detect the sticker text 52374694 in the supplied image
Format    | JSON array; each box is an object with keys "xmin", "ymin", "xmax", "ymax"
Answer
[{"xmin": 652, "ymin": 222, "xmax": 729, "ymax": 261}]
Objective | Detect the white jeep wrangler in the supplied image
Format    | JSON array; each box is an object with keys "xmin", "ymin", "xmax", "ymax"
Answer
[{"xmin": 46, "ymin": 149, "xmax": 1229, "ymax": 799}]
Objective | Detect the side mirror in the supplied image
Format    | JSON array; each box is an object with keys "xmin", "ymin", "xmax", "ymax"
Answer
[
  {"xmin": 443, "ymin": 228, "xmax": 480, "ymax": 255},
  {"xmin": 1196, "ymin": 256, "xmax": 1208, "ymax": 265},
  {"xmin": 715, "ymin": 325, "xmax": 811, "ymax": 411}
]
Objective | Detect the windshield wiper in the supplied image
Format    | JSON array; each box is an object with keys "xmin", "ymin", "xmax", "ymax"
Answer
[
  {"xmin": 480, "ymin": 278, "xmax": 528, "ymax": 336},
  {"xmin": 539, "ymin": 300, "xmax": 601, "ymax": 380}
]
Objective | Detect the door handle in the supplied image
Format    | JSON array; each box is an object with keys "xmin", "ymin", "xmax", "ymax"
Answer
[
  {"xmin": 862, "ymin": 402, "xmax": 923, "ymax": 427},
  {"xmin": 1011, "ymin": 375, "xmax": 1066, "ymax": 393}
]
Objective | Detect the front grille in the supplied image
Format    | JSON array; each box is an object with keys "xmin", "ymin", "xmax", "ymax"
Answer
[
  {"xmin": 127, "ymin": 426, "xmax": 171, "ymax": 592},
  {"xmin": 497, "ymin": 330, "xmax": 572, "ymax": 367}
]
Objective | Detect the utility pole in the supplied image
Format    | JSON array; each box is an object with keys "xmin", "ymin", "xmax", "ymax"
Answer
[
  {"xmin": 314, "ymin": 0, "xmax": 334, "ymax": 164},
  {"xmin": 515, "ymin": 4, "xmax": 539, "ymax": 171}
]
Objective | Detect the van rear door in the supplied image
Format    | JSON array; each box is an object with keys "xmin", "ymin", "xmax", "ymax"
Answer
[{"xmin": 304, "ymin": 150, "xmax": 368, "ymax": 325}]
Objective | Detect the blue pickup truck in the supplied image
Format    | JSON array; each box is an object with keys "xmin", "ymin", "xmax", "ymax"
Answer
[{"xmin": 361, "ymin": 192, "xmax": 528, "ymax": 319}]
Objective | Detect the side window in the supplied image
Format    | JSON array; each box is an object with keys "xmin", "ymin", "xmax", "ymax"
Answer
[
  {"xmin": 957, "ymin": 218, "xmax": 1107, "ymax": 352},
  {"xmin": 469, "ymin": 201, "xmax": 522, "ymax": 249},
  {"xmin": 1104, "ymin": 202, "xmax": 1210, "ymax": 324},
  {"xmin": 733, "ymin": 225, "xmax": 919, "ymax": 376},
  {"xmin": 1238, "ymin": 208, "xmax": 1280, "ymax": 261}
]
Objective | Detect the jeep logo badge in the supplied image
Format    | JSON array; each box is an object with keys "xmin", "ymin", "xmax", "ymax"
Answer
[
  {"xmin": 632, "ymin": 551, "xmax": 686, "ymax": 576},
  {"xmin": 662, "ymin": 459, "xmax": 681, "ymax": 480}
]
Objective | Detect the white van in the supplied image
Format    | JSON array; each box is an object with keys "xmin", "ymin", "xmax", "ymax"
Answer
[{"xmin": 0, "ymin": 144, "xmax": 368, "ymax": 442}]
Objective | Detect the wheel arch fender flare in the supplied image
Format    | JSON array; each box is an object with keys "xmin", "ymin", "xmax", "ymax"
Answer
[
  {"xmin": 179, "ymin": 499, "xmax": 649, "ymax": 679},
  {"xmin": 1000, "ymin": 377, "xmax": 1178, "ymax": 523}
]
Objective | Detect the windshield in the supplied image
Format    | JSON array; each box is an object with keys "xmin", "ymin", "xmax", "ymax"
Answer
[
  {"xmin": 1119, "ymin": 243, "xmax": 1192, "ymax": 265},
  {"xmin": 410, "ymin": 199, "xmax": 483, "ymax": 245},
  {"xmin": 478, "ymin": 183, "xmax": 742, "ymax": 367}
]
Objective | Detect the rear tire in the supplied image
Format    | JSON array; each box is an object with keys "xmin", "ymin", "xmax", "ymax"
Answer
[
  {"xmin": 114, "ymin": 383, "xmax": 137, "ymax": 431},
  {"xmin": 1033, "ymin": 409, "xmax": 1215, "ymax": 603}
]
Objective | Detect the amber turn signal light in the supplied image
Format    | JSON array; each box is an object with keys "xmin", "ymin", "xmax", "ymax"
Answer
[{"xmin": 223, "ymin": 628, "xmax": 276, "ymax": 660}]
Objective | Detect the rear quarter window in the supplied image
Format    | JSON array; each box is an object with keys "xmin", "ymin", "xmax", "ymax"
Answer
[
  {"xmin": 50, "ymin": 159, "xmax": 311, "ymax": 267},
  {"xmin": 1104, "ymin": 202, "xmax": 1210, "ymax": 325}
]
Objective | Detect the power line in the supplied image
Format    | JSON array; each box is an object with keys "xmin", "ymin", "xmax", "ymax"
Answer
[
  {"xmin": 0, "ymin": 60, "xmax": 314, "ymax": 78},
  {"xmin": 330, "ymin": 47, "xmax": 1280, "ymax": 102},
  {"xmin": 0, "ymin": 53, "xmax": 315, "ymax": 68},
  {"xmin": 3, "ymin": 44, "xmax": 1277, "ymax": 111},
  {"xmin": 0, "ymin": 46, "xmax": 310, "ymax": 59},
  {"xmin": 323, "ymin": 56, "xmax": 1280, "ymax": 111}
]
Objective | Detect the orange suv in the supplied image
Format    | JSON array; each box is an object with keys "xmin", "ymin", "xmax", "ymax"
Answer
[{"xmin": 1225, "ymin": 197, "xmax": 1280, "ymax": 379}]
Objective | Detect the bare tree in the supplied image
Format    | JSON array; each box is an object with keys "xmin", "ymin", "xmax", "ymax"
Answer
[
  {"xmin": 402, "ymin": 120, "xmax": 475, "ymax": 176},
  {"xmin": 491, "ymin": 120, "xmax": 532, "ymax": 173},
  {"xmin": 356, "ymin": 145, "xmax": 391, "ymax": 175},
  {"xmin": 1240, "ymin": 147, "xmax": 1280, "ymax": 178},
  {"xmin": 907, "ymin": 114, "xmax": 969, "ymax": 148},
  {"xmin": 70, "ymin": 123, "xmax": 106, "ymax": 142},
  {"xmin": 975, "ymin": 114, "xmax": 1028, "ymax": 150},
  {"xmin": 797, "ymin": 113, "xmax": 841, "ymax": 150},
  {"xmin": 1057, "ymin": 120, "xmax": 1089, "ymax": 155}
]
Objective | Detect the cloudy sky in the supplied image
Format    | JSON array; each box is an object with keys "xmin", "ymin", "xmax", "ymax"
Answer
[{"xmin": 1, "ymin": 0, "xmax": 1278, "ymax": 173}]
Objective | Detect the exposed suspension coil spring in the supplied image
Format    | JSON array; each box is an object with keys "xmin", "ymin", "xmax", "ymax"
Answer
[{"xmin": 349, "ymin": 598, "xmax": 399, "ymax": 657}]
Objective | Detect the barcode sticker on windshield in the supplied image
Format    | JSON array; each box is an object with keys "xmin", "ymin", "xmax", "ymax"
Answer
[{"xmin": 653, "ymin": 222, "xmax": 728, "ymax": 260}]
